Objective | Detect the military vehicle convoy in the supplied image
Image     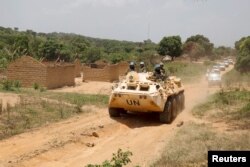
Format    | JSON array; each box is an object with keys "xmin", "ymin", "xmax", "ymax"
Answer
[{"xmin": 108, "ymin": 71, "xmax": 185, "ymax": 123}]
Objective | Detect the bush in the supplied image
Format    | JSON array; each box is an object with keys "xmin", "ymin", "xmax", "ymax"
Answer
[
  {"xmin": 1, "ymin": 79, "xmax": 13, "ymax": 91},
  {"xmin": 86, "ymin": 149, "xmax": 133, "ymax": 167},
  {"xmin": 39, "ymin": 87, "xmax": 46, "ymax": 92},
  {"xmin": 33, "ymin": 83, "xmax": 39, "ymax": 90},
  {"xmin": 13, "ymin": 80, "xmax": 21, "ymax": 88}
]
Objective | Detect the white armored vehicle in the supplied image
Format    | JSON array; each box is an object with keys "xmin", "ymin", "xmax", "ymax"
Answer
[{"xmin": 108, "ymin": 71, "xmax": 185, "ymax": 123}]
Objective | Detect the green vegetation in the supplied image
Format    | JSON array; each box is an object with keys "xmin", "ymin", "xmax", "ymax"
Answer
[
  {"xmin": 234, "ymin": 36, "xmax": 250, "ymax": 72},
  {"xmin": 222, "ymin": 69, "xmax": 250, "ymax": 87},
  {"xmin": 152, "ymin": 122, "xmax": 250, "ymax": 167},
  {"xmin": 0, "ymin": 95, "xmax": 81, "ymax": 140},
  {"xmin": 0, "ymin": 26, "xmax": 157, "ymax": 67},
  {"xmin": 158, "ymin": 36, "xmax": 182, "ymax": 60},
  {"xmin": 192, "ymin": 90, "xmax": 250, "ymax": 128},
  {"xmin": 164, "ymin": 62, "xmax": 206, "ymax": 83},
  {"xmin": 86, "ymin": 149, "xmax": 133, "ymax": 167},
  {"xmin": 0, "ymin": 79, "xmax": 21, "ymax": 91},
  {"xmin": 0, "ymin": 86, "xmax": 108, "ymax": 139},
  {"xmin": 44, "ymin": 92, "xmax": 109, "ymax": 107}
]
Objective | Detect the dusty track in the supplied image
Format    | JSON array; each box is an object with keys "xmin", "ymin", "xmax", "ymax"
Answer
[{"xmin": 0, "ymin": 67, "xmax": 232, "ymax": 167}]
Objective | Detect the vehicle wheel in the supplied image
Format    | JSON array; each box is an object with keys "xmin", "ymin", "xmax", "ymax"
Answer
[
  {"xmin": 171, "ymin": 97, "xmax": 177, "ymax": 119},
  {"xmin": 176, "ymin": 94, "xmax": 181, "ymax": 113},
  {"xmin": 109, "ymin": 108, "xmax": 121, "ymax": 117},
  {"xmin": 159, "ymin": 100, "xmax": 172, "ymax": 124},
  {"xmin": 120, "ymin": 109, "xmax": 127, "ymax": 115},
  {"xmin": 180, "ymin": 92, "xmax": 185, "ymax": 110}
]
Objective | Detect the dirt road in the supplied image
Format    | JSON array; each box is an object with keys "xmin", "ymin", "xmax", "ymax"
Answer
[{"xmin": 0, "ymin": 68, "xmax": 232, "ymax": 167}]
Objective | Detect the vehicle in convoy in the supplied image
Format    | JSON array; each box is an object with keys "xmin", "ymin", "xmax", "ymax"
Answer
[
  {"xmin": 228, "ymin": 59, "xmax": 234, "ymax": 65},
  {"xmin": 218, "ymin": 63, "xmax": 226, "ymax": 71},
  {"xmin": 223, "ymin": 61, "xmax": 229, "ymax": 67},
  {"xmin": 207, "ymin": 70, "xmax": 222, "ymax": 86},
  {"xmin": 108, "ymin": 71, "xmax": 185, "ymax": 123}
]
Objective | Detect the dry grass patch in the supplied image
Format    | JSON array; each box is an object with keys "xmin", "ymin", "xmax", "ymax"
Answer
[
  {"xmin": 0, "ymin": 95, "xmax": 85, "ymax": 140},
  {"xmin": 152, "ymin": 122, "xmax": 250, "ymax": 167}
]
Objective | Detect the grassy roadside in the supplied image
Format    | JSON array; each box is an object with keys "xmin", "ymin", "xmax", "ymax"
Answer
[
  {"xmin": 152, "ymin": 122, "xmax": 250, "ymax": 167},
  {"xmin": 0, "ymin": 87, "xmax": 109, "ymax": 140},
  {"xmin": 164, "ymin": 61, "xmax": 207, "ymax": 83},
  {"xmin": 222, "ymin": 69, "xmax": 250, "ymax": 88},
  {"xmin": 153, "ymin": 65, "xmax": 250, "ymax": 167},
  {"xmin": 153, "ymin": 89, "xmax": 250, "ymax": 167},
  {"xmin": 192, "ymin": 90, "xmax": 250, "ymax": 129}
]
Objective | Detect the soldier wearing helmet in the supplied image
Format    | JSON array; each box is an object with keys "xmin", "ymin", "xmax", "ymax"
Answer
[
  {"xmin": 159, "ymin": 62, "xmax": 165, "ymax": 75},
  {"xmin": 126, "ymin": 61, "xmax": 136, "ymax": 74},
  {"xmin": 139, "ymin": 61, "xmax": 147, "ymax": 73},
  {"xmin": 153, "ymin": 63, "xmax": 167, "ymax": 80}
]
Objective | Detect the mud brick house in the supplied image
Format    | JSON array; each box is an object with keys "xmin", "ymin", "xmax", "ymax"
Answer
[
  {"xmin": 7, "ymin": 56, "xmax": 75, "ymax": 89},
  {"xmin": 82, "ymin": 61, "xmax": 128, "ymax": 82}
]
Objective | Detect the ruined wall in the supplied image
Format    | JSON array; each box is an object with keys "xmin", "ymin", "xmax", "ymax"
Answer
[
  {"xmin": 117, "ymin": 61, "xmax": 128, "ymax": 76},
  {"xmin": 7, "ymin": 56, "xmax": 47, "ymax": 87},
  {"xmin": 46, "ymin": 65, "xmax": 75, "ymax": 89},
  {"xmin": 82, "ymin": 62, "xmax": 128, "ymax": 82},
  {"xmin": 74, "ymin": 59, "xmax": 82, "ymax": 77},
  {"xmin": 82, "ymin": 64, "xmax": 118, "ymax": 82}
]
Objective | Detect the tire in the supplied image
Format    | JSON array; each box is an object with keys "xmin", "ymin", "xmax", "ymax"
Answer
[
  {"xmin": 172, "ymin": 97, "xmax": 177, "ymax": 119},
  {"xmin": 176, "ymin": 94, "xmax": 181, "ymax": 113},
  {"xmin": 120, "ymin": 109, "xmax": 127, "ymax": 115},
  {"xmin": 159, "ymin": 100, "xmax": 172, "ymax": 124},
  {"xmin": 109, "ymin": 108, "xmax": 121, "ymax": 117},
  {"xmin": 180, "ymin": 92, "xmax": 185, "ymax": 110}
]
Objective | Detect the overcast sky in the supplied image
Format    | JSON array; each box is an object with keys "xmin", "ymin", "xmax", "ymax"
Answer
[{"xmin": 1, "ymin": 0, "xmax": 250, "ymax": 47}]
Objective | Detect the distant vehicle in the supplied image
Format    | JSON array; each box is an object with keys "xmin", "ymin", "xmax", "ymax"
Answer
[
  {"xmin": 219, "ymin": 64, "xmax": 226, "ymax": 71},
  {"xmin": 228, "ymin": 59, "xmax": 234, "ymax": 65},
  {"xmin": 207, "ymin": 72, "xmax": 222, "ymax": 87},
  {"xmin": 223, "ymin": 61, "xmax": 229, "ymax": 67}
]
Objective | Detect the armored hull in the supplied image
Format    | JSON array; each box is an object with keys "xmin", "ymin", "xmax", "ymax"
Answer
[{"xmin": 108, "ymin": 71, "xmax": 185, "ymax": 123}]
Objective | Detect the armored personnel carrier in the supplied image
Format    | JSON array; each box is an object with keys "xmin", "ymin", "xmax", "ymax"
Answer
[{"xmin": 108, "ymin": 71, "xmax": 185, "ymax": 123}]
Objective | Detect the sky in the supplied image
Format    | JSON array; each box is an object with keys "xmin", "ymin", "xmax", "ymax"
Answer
[{"xmin": 0, "ymin": 0, "xmax": 250, "ymax": 47}]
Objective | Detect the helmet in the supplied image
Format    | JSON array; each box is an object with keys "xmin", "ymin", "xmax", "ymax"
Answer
[
  {"xmin": 130, "ymin": 62, "xmax": 135, "ymax": 66},
  {"xmin": 160, "ymin": 62, "xmax": 164, "ymax": 67},
  {"xmin": 129, "ymin": 62, "xmax": 135, "ymax": 70},
  {"xmin": 154, "ymin": 64, "xmax": 161, "ymax": 72},
  {"xmin": 140, "ymin": 62, "xmax": 144, "ymax": 65}
]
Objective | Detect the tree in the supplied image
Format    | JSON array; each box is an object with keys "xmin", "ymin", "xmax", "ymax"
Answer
[
  {"xmin": 83, "ymin": 47, "xmax": 102, "ymax": 63},
  {"xmin": 38, "ymin": 39, "xmax": 61, "ymax": 61},
  {"xmin": 235, "ymin": 37, "xmax": 250, "ymax": 72},
  {"xmin": 185, "ymin": 34, "xmax": 213, "ymax": 55},
  {"xmin": 158, "ymin": 36, "xmax": 182, "ymax": 60}
]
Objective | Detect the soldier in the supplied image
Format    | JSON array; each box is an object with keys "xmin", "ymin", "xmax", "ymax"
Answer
[
  {"xmin": 153, "ymin": 64, "xmax": 162, "ymax": 80},
  {"xmin": 126, "ymin": 61, "xmax": 136, "ymax": 74},
  {"xmin": 139, "ymin": 61, "xmax": 147, "ymax": 73},
  {"xmin": 159, "ymin": 62, "xmax": 165, "ymax": 75}
]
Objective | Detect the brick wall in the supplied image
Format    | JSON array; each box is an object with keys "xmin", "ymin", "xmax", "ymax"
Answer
[
  {"xmin": 82, "ymin": 62, "xmax": 128, "ymax": 82},
  {"xmin": 117, "ymin": 61, "xmax": 128, "ymax": 76},
  {"xmin": 46, "ymin": 64, "xmax": 75, "ymax": 89},
  {"xmin": 7, "ymin": 56, "xmax": 47, "ymax": 87},
  {"xmin": 7, "ymin": 56, "xmax": 75, "ymax": 89},
  {"xmin": 74, "ymin": 59, "xmax": 82, "ymax": 77}
]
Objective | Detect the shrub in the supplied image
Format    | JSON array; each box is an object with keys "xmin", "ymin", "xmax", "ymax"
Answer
[
  {"xmin": 2, "ymin": 79, "xmax": 13, "ymax": 91},
  {"xmin": 39, "ymin": 87, "xmax": 46, "ymax": 92},
  {"xmin": 86, "ymin": 149, "xmax": 133, "ymax": 167},
  {"xmin": 13, "ymin": 80, "xmax": 21, "ymax": 88},
  {"xmin": 33, "ymin": 83, "xmax": 39, "ymax": 90}
]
